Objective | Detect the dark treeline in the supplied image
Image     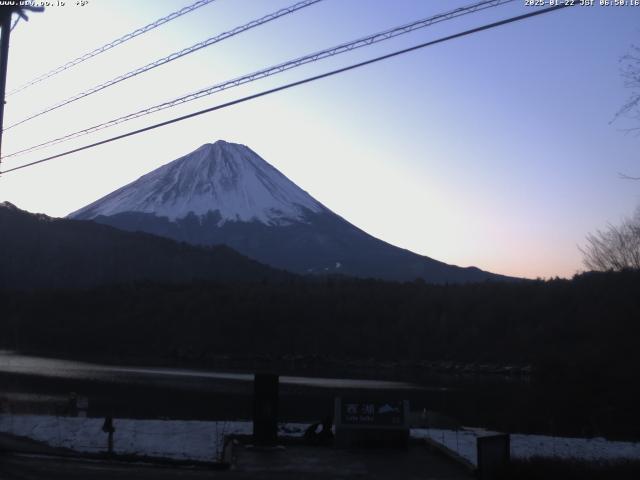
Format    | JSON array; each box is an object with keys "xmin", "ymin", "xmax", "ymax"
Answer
[{"xmin": 2, "ymin": 270, "xmax": 639, "ymax": 378}]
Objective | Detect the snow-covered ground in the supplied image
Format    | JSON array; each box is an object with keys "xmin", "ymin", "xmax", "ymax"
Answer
[
  {"xmin": 0, "ymin": 415, "xmax": 305, "ymax": 462},
  {"xmin": 412, "ymin": 427, "xmax": 640, "ymax": 466},
  {"xmin": 2, "ymin": 415, "xmax": 640, "ymax": 465}
]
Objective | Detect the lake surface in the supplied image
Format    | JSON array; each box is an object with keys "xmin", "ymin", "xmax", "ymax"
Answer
[
  {"xmin": 0, "ymin": 351, "xmax": 430, "ymax": 391},
  {"xmin": 0, "ymin": 351, "xmax": 608, "ymax": 439},
  {"xmin": 1, "ymin": 351, "xmax": 461, "ymax": 424}
]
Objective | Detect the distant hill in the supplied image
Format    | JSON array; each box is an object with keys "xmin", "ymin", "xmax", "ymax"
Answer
[{"xmin": 0, "ymin": 202, "xmax": 290, "ymax": 290}]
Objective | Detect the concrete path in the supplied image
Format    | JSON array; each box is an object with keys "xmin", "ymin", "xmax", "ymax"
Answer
[
  {"xmin": 232, "ymin": 444, "xmax": 472, "ymax": 479},
  {"xmin": 0, "ymin": 432, "xmax": 472, "ymax": 479}
]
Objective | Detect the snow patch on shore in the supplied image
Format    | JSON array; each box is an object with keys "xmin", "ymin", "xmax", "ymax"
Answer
[
  {"xmin": 412, "ymin": 428, "xmax": 640, "ymax": 466},
  {"xmin": 0, "ymin": 415, "xmax": 305, "ymax": 462},
  {"xmin": 2, "ymin": 415, "xmax": 640, "ymax": 465}
]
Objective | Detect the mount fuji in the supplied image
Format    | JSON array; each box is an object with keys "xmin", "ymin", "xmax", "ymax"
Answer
[{"xmin": 69, "ymin": 140, "xmax": 507, "ymax": 283}]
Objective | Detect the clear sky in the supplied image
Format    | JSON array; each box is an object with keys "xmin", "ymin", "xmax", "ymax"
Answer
[{"xmin": 1, "ymin": 0, "xmax": 639, "ymax": 279}]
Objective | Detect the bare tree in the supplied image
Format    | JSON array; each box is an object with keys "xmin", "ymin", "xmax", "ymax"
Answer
[
  {"xmin": 614, "ymin": 45, "xmax": 640, "ymax": 131},
  {"xmin": 611, "ymin": 45, "xmax": 640, "ymax": 181},
  {"xmin": 581, "ymin": 208, "xmax": 640, "ymax": 271},
  {"xmin": 580, "ymin": 47, "xmax": 640, "ymax": 270}
]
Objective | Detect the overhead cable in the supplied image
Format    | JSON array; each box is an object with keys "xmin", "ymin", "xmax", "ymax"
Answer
[
  {"xmin": 7, "ymin": 0, "xmax": 219, "ymax": 97},
  {"xmin": 0, "ymin": 4, "xmax": 574, "ymax": 176},
  {"xmin": 2, "ymin": 0, "xmax": 514, "ymax": 160},
  {"xmin": 4, "ymin": 0, "xmax": 323, "ymax": 131}
]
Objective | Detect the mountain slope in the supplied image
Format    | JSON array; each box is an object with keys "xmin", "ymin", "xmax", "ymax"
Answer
[
  {"xmin": 0, "ymin": 202, "xmax": 290, "ymax": 290},
  {"xmin": 70, "ymin": 140, "xmax": 510, "ymax": 284}
]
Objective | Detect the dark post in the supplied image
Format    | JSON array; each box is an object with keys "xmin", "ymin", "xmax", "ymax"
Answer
[
  {"xmin": 477, "ymin": 434, "xmax": 510, "ymax": 480},
  {"xmin": 253, "ymin": 373, "xmax": 279, "ymax": 446},
  {"xmin": 102, "ymin": 416, "xmax": 115, "ymax": 455},
  {"xmin": 0, "ymin": 7, "xmax": 12, "ymax": 162}
]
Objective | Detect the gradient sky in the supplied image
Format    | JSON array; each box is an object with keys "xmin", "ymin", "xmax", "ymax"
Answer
[{"xmin": 1, "ymin": 0, "xmax": 639, "ymax": 279}]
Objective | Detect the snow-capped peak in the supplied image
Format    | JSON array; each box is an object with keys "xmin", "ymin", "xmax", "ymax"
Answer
[{"xmin": 69, "ymin": 140, "xmax": 324, "ymax": 225}]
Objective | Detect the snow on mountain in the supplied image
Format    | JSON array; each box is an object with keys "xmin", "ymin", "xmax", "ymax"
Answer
[{"xmin": 70, "ymin": 141, "xmax": 324, "ymax": 225}]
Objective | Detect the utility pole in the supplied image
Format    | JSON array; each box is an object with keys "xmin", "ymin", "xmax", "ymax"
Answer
[
  {"xmin": 0, "ymin": 7, "xmax": 13, "ymax": 164},
  {"xmin": 0, "ymin": 4, "xmax": 43, "ymax": 165}
]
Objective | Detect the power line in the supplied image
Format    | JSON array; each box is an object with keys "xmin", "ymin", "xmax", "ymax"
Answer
[
  {"xmin": 6, "ymin": 0, "xmax": 217, "ymax": 97},
  {"xmin": 2, "ymin": 0, "xmax": 514, "ymax": 160},
  {"xmin": 4, "ymin": 0, "xmax": 323, "ymax": 132},
  {"xmin": 0, "ymin": 3, "xmax": 573, "ymax": 176}
]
